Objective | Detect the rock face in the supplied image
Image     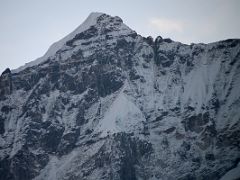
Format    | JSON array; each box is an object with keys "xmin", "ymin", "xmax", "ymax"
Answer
[{"xmin": 0, "ymin": 12, "xmax": 240, "ymax": 180}]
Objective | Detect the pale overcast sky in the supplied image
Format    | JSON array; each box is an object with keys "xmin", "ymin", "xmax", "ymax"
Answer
[{"xmin": 0, "ymin": 0, "xmax": 240, "ymax": 73}]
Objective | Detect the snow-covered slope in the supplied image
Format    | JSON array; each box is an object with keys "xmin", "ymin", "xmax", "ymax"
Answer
[
  {"xmin": 0, "ymin": 12, "xmax": 240, "ymax": 180},
  {"xmin": 96, "ymin": 81, "xmax": 145, "ymax": 137}
]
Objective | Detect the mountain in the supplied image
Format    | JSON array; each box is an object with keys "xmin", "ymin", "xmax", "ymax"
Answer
[{"xmin": 0, "ymin": 12, "xmax": 240, "ymax": 180}]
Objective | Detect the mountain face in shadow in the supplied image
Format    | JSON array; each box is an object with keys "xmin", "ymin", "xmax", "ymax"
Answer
[{"xmin": 0, "ymin": 12, "xmax": 240, "ymax": 180}]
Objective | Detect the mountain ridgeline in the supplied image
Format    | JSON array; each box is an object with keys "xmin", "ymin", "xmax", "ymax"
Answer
[{"xmin": 0, "ymin": 12, "xmax": 240, "ymax": 180}]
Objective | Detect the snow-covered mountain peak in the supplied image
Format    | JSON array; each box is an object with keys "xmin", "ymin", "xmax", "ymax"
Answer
[
  {"xmin": 12, "ymin": 12, "xmax": 132, "ymax": 73},
  {"xmin": 85, "ymin": 12, "xmax": 104, "ymax": 21}
]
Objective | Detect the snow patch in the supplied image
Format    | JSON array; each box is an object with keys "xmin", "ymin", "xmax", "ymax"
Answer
[
  {"xmin": 220, "ymin": 162, "xmax": 240, "ymax": 180},
  {"xmin": 182, "ymin": 59, "xmax": 221, "ymax": 112},
  {"xmin": 96, "ymin": 84, "xmax": 145, "ymax": 137}
]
